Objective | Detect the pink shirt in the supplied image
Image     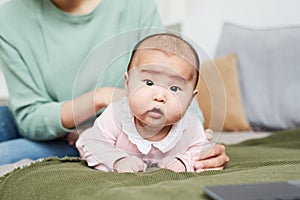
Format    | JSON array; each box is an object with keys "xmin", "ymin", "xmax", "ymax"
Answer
[{"xmin": 76, "ymin": 98, "xmax": 210, "ymax": 172}]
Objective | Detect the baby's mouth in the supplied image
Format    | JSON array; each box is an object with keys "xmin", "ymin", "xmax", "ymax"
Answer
[{"xmin": 148, "ymin": 108, "xmax": 164, "ymax": 119}]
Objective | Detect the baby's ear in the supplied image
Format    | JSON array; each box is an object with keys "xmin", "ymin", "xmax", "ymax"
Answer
[
  {"xmin": 124, "ymin": 72, "xmax": 129, "ymax": 89},
  {"xmin": 192, "ymin": 89, "xmax": 198, "ymax": 97}
]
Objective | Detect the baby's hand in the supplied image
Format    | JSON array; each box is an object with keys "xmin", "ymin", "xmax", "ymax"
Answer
[
  {"xmin": 113, "ymin": 156, "xmax": 147, "ymax": 173},
  {"xmin": 158, "ymin": 156, "xmax": 186, "ymax": 172}
]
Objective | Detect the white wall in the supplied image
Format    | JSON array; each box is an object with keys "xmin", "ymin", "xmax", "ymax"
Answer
[
  {"xmin": 156, "ymin": 0, "xmax": 187, "ymax": 27},
  {"xmin": 182, "ymin": 0, "xmax": 300, "ymax": 58}
]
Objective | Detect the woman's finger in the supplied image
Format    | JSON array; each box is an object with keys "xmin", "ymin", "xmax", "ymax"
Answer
[
  {"xmin": 204, "ymin": 129, "xmax": 214, "ymax": 141},
  {"xmin": 192, "ymin": 144, "xmax": 226, "ymax": 161},
  {"xmin": 194, "ymin": 153, "xmax": 229, "ymax": 170}
]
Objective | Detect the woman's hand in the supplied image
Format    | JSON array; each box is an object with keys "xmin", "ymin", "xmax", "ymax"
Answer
[
  {"xmin": 94, "ymin": 87, "xmax": 127, "ymax": 110},
  {"xmin": 193, "ymin": 129, "xmax": 230, "ymax": 172},
  {"xmin": 66, "ymin": 130, "xmax": 81, "ymax": 146}
]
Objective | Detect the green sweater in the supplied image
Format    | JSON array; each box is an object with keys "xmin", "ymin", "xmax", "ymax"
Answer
[{"xmin": 0, "ymin": 0, "xmax": 163, "ymax": 140}]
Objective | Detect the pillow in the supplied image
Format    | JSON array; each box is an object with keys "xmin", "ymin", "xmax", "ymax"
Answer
[
  {"xmin": 196, "ymin": 54, "xmax": 251, "ymax": 131},
  {"xmin": 215, "ymin": 22, "xmax": 300, "ymax": 130}
]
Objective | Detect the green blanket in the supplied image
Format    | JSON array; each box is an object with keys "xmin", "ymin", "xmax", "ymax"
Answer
[{"xmin": 1, "ymin": 129, "xmax": 300, "ymax": 200}]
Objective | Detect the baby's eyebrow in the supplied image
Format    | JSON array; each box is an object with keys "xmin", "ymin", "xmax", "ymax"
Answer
[
  {"xmin": 140, "ymin": 69, "xmax": 189, "ymax": 85},
  {"xmin": 139, "ymin": 69, "xmax": 160, "ymax": 75},
  {"xmin": 169, "ymin": 75, "xmax": 187, "ymax": 85}
]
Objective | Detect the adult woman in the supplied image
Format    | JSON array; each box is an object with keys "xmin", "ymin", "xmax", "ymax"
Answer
[{"xmin": 0, "ymin": 0, "xmax": 229, "ymax": 170}]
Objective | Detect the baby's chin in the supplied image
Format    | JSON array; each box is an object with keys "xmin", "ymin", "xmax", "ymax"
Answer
[{"xmin": 137, "ymin": 118, "xmax": 177, "ymax": 129}]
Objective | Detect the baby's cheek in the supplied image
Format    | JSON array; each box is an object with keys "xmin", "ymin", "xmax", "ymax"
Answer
[
  {"xmin": 169, "ymin": 95, "xmax": 188, "ymax": 110},
  {"xmin": 129, "ymin": 105, "xmax": 143, "ymax": 122},
  {"xmin": 165, "ymin": 105, "xmax": 183, "ymax": 123},
  {"xmin": 128, "ymin": 91, "xmax": 149, "ymax": 114},
  {"xmin": 167, "ymin": 97, "xmax": 190, "ymax": 118},
  {"xmin": 128, "ymin": 85, "xmax": 146, "ymax": 100}
]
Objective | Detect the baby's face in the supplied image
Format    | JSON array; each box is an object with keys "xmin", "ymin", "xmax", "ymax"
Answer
[{"xmin": 125, "ymin": 49, "xmax": 198, "ymax": 128}]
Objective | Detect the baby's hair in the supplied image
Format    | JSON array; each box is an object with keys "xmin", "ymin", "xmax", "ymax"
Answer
[{"xmin": 127, "ymin": 33, "xmax": 200, "ymax": 88}]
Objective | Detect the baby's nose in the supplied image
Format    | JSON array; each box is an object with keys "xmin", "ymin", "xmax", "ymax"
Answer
[
  {"xmin": 153, "ymin": 96, "xmax": 166, "ymax": 103},
  {"xmin": 152, "ymin": 86, "xmax": 167, "ymax": 103}
]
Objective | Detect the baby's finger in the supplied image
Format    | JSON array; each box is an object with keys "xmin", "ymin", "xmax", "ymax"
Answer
[
  {"xmin": 136, "ymin": 162, "xmax": 147, "ymax": 172},
  {"xmin": 115, "ymin": 166, "xmax": 134, "ymax": 173},
  {"xmin": 131, "ymin": 164, "xmax": 141, "ymax": 172},
  {"xmin": 131, "ymin": 157, "xmax": 146, "ymax": 172},
  {"xmin": 172, "ymin": 164, "xmax": 185, "ymax": 172},
  {"xmin": 167, "ymin": 162, "xmax": 185, "ymax": 172},
  {"xmin": 142, "ymin": 163, "xmax": 147, "ymax": 172}
]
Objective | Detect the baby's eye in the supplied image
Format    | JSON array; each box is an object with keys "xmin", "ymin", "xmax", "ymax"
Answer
[
  {"xmin": 145, "ymin": 79, "xmax": 154, "ymax": 86},
  {"xmin": 170, "ymin": 86, "xmax": 181, "ymax": 92}
]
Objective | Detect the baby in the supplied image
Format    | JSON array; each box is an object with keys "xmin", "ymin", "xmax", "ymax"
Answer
[{"xmin": 76, "ymin": 33, "xmax": 211, "ymax": 172}]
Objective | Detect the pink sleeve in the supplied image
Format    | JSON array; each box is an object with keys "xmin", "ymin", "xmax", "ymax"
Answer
[
  {"xmin": 76, "ymin": 103, "xmax": 129, "ymax": 172},
  {"xmin": 176, "ymin": 114, "xmax": 211, "ymax": 172}
]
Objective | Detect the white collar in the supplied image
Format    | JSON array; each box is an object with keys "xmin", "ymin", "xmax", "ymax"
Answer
[{"xmin": 120, "ymin": 98, "xmax": 189, "ymax": 155}]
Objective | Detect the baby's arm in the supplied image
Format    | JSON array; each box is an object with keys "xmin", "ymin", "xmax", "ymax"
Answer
[
  {"xmin": 76, "ymin": 103, "xmax": 139, "ymax": 172},
  {"xmin": 175, "ymin": 114, "xmax": 212, "ymax": 172},
  {"xmin": 76, "ymin": 126, "xmax": 129, "ymax": 172}
]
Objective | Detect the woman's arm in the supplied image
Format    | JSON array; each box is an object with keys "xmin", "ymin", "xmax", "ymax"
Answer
[
  {"xmin": 0, "ymin": 36, "xmax": 127, "ymax": 140},
  {"xmin": 61, "ymin": 87, "xmax": 126, "ymax": 129},
  {"xmin": 0, "ymin": 37, "xmax": 65, "ymax": 141}
]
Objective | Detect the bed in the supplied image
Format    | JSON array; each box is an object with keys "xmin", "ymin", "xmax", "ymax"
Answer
[{"xmin": 0, "ymin": 129, "xmax": 299, "ymax": 200}]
